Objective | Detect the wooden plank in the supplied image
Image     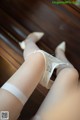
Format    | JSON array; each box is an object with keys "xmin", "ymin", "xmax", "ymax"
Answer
[{"xmin": 0, "ymin": 1, "xmax": 80, "ymax": 119}]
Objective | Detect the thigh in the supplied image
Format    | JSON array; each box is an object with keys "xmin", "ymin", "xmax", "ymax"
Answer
[
  {"xmin": 51, "ymin": 68, "xmax": 79, "ymax": 97},
  {"xmin": 32, "ymin": 68, "xmax": 79, "ymax": 120}
]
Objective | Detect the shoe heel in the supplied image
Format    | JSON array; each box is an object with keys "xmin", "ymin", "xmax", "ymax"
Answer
[{"xmin": 56, "ymin": 41, "xmax": 66, "ymax": 52}]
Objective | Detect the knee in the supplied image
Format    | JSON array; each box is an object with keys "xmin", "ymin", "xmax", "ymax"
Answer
[
  {"xmin": 68, "ymin": 68, "xmax": 79, "ymax": 79},
  {"xmin": 63, "ymin": 67, "xmax": 79, "ymax": 81},
  {"xmin": 58, "ymin": 68, "xmax": 79, "ymax": 89},
  {"xmin": 58, "ymin": 67, "xmax": 79, "ymax": 83},
  {"xmin": 32, "ymin": 52, "xmax": 45, "ymax": 71},
  {"xmin": 36, "ymin": 52, "xmax": 45, "ymax": 67}
]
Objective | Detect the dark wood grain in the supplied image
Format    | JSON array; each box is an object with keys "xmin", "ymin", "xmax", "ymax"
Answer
[
  {"xmin": 0, "ymin": 0, "xmax": 80, "ymax": 71},
  {"xmin": 0, "ymin": 0, "xmax": 80, "ymax": 120}
]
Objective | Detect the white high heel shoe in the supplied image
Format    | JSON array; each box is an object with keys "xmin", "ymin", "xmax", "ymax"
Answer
[
  {"xmin": 19, "ymin": 32, "xmax": 44, "ymax": 49},
  {"xmin": 19, "ymin": 33, "xmax": 71, "ymax": 89},
  {"xmin": 56, "ymin": 41, "xmax": 66, "ymax": 52}
]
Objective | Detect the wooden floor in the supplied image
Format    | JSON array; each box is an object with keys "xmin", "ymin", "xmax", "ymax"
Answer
[{"xmin": 0, "ymin": 0, "xmax": 80, "ymax": 120}]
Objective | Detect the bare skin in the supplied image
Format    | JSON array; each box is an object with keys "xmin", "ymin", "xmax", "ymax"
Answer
[
  {"xmin": 33, "ymin": 68, "xmax": 79, "ymax": 120},
  {"xmin": 0, "ymin": 37, "xmax": 79, "ymax": 120},
  {"xmin": 33, "ymin": 41, "xmax": 79, "ymax": 120},
  {"xmin": 0, "ymin": 48, "xmax": 45, "ymax": 120}
]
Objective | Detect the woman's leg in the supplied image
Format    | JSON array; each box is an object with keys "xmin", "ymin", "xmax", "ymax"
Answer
[
  {"xmin": 33, "ymin": 43, "xmax": 79, "ymax": 120},
  {"xmin": 0, "ymin": 40, "xmax": 45, "ymax": 120},
  {"xmin": 55, "ymin": 42, "xmax": 73, "ymax": 73},
  {"xmin": 21, "ymin": 32, "xmax": 44, "ymax": 60},
  {"xmin": 33, "ymin": 67, "xmax": 79, "ymax": 120},
  {"xmin": 23, "ymin": 40, "xmax": 40, "ymax": 60}
]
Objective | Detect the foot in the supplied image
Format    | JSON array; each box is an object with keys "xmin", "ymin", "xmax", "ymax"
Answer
[
  {"xmin": 55, "ymin": 41, "xmax": 73, "ymax": 63},
  {"xmin": 26, "ymin": 32, "xmax": 44, "ymax": 43},
  {"xmin": 19, "ymin": 32, "xmax": 44, "ymax": 49},
  {"xmin": 55, "ymin": 41, "xmax": 73, "ymax": 74},
  {"xmin": 55, "ymin": 41, "xmax": 66, "ymax": 62}
]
